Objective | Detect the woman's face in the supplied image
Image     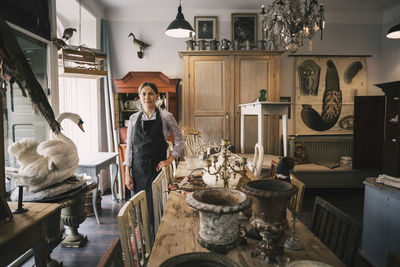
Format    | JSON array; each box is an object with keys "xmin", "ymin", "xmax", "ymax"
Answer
[{"xmin": 139, "ymin": 86, "xmax": 158, "ymax": 110}]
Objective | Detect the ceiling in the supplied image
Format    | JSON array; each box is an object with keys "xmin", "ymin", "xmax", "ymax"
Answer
[{"xmin": 95, "ymin": 0, "xmax": 399, "ymax": 13}]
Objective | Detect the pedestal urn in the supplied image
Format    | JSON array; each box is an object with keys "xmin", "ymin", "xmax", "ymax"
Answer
[
  {"xmin": 241, "ymin": 180, "xmax": 297, "ymax": 262},
  {"xmin": 186, "ymin": 188, "xmax": 252, "ymax": 254}
]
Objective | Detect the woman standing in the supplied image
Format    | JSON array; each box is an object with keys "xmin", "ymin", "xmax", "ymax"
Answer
[{"xmin": 124, "ymin": 82, "xmax": 184, "ymax": 233}]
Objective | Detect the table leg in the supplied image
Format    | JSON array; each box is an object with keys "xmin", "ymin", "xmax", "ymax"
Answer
[
  {"xmin": 240, "ymin": 113, "xmax": 245, "ymax": 153},
  {"xmin": 110, "ymin": 161, "xmax": 119, "ymax": 201},
  {"xmin": 33, "ymin": 222, "xmax": 48, "ymax": 267},
  {"xmin": 282, "ymin": 114, "xmax": 288, "ymax": 157},
  {"xmin": 258, "ymin": 110, "xmax": 264, "ymax": 147},
  {"xmin": 89, "ymin": 169, "xmax": 101, "ymax": 224}
]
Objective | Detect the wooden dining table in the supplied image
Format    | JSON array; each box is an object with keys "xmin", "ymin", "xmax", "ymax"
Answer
[{"xmin": 147, "ymin": 161, "xmax": 345, "ymax": 267}]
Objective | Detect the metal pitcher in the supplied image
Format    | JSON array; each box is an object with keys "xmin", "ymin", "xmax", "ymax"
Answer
[
  {"xmin": 209, "ymin": 39, "xmax": 220, "ymax": 50},
  {"xmin": 197, "ymin": 39, "xmax": 209, "ymax": 50},
  {"xmin": 221, "ymin": 39, "xmax": 232, "ymax": 50},
  {"xmin": 257, "ymin": 40, "xmax": 267, "ymax": 50},
  {"xmin": 245, "ymin": 39, "xmax": 252, "ymax": 50},
  {"xmin": 186, "ymin": 39, "xmax": 196, "ymax": 51},
  {"xmin": 233, "ymin": 39, "xmax": 241, "ymax": 50}
]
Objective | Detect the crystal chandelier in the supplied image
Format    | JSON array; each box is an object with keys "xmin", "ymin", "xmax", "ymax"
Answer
[{"xmin": 261, "ymin": 0, "xmax": 325, "ymax": 53}]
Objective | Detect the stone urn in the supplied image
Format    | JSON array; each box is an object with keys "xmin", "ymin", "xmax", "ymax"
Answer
[
  {"xmin": 241, "ymin": 180, "xmax": 297, "ymax": 262},
  {"xmin": 186, "ymin": 188, "xmax": 251, "ymax": 253}
]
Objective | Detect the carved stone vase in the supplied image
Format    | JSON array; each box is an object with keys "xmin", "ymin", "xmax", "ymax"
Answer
[
  {"xmin": 60, "ymin": 184, "xmax": 89, "ymax": 248},
  {"xmin": 186, "ymin": 188, "xmax": 252, "ymax": 253},
  {"xmin": 241, "ymin": 180, "xmax": 297, "ymax": 262}
]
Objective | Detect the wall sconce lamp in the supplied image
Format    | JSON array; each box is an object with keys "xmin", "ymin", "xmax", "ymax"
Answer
[
  {"xmin": 165, "ymin": 0, "xmax": 195, "ymax": 38},
  {"xmin": 387, "ymin": 23, "xmax": 400, "ymax": 39}
]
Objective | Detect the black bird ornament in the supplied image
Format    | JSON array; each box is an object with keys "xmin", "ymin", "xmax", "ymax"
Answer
[
  {"xmin": 128, "ymin": 33, "xmax": 150, "ymax": 59},
  {"xmin": 62, "ymin": 28, "xmax": 76, "ymax": 41},
  {"xmin": 0, "ymin": 17, "xmax": 61, "ymax": 133}
]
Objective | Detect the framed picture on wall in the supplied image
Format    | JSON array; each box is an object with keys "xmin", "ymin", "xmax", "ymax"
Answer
[
  {"xmin": 194, "ymin": 16, "xmax": 218, "ymax": 41},
  {"xmin": 231, "ymin": 13, "xmax": 257, "ymax": 45}
]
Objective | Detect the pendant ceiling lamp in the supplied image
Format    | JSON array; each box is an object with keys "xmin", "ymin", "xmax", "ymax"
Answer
[
  {"xmin": 387, "ymin": 23, "xmax": 400, "ymax": 39},
  {"xmin": 165, "ymin": 0, "xmax": 195, "ymax": 38}
]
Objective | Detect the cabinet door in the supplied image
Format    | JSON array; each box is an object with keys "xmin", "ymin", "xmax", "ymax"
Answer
[
  {"xmin": 234, "ymin": 55, "xmax": 280, "ymax": 154},
  {"xmin": 189, "ymin": 56, "xmax": 233, "ymax": 143}
]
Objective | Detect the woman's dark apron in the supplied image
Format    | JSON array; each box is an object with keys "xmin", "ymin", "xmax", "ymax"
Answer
[{"xmin": 131, "ymin": 108, "xmax": 167, "ymax": 229}]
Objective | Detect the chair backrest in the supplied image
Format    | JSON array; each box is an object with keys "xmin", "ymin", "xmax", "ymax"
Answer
[
  {"xmin": 269, "ymin": 160, "xmax": 278, "ymax": 177},
  {"xmin": 97, "ymin": 238, "xmax": 124, "ymax": 267},
  {"xmin": 152, "ymin": 170, "xmax": 168, "ymax": 235},
  {"xmin": 166, "ymin": 141, "xmax": 177, "ymax": 177},
  {"xmin": 252, "ymin": 143, "xmax": 264, "ymax": 178},
  {"xmin": 311, "ymin": 196, "xmax": 362, "ymax": 266},
  {"xmin": 118, "ymin": 191, "xmax": 151, "ymax": 267},
  {"xmin": 288, "ymin": 174, "xmax": 305, "ymax": 215},
  {"xmin": 387, "ymin": 252, "xmax": 400, "ymax": 267}
]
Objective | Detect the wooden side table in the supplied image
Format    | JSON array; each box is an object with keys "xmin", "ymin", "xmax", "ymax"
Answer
[
  {"xmin": 239, "ymin": 102, "xmax": 291, "ymax": 156},
  {"xmin": 0, "ymin": 202, "xmax": 60, "ymax": 267},
  {"xmin": 76, "ymin": 152, "xmax": 120, "ymax": 224}
]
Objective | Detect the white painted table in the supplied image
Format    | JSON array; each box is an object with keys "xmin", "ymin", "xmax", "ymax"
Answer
[
  {"xmin": 76, "ymin": 152, "xmax": 120, "ymax": 224},
  {"xmin": 239, "ymin": 102, "xmax": 291, "ymax": 156}
]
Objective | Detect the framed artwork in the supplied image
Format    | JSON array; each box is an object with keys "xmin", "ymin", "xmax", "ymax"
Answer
[
  {"xmin": 293, "ymin": 56, "xmax": 368, "ymax": 135},
  {"xmin": 0, "ymin": 195, "xmax": 13, "ymax": 226},
  {"xmin": 194, "ymin": 16, "xmax": 217, "ymax": 41},
  {"xmin": 231, "ymin": 13, "xmax": 257, "ymax": 45}
]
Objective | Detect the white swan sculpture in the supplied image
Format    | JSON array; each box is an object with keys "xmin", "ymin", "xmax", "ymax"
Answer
[{"xmin": 8, "ymin": 112, "xmax": 84, "ymax": 192}]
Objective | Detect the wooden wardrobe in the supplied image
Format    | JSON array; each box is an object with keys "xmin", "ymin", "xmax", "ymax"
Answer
[{"xmin": 179, "ymin": 50, "xmax": 283, "ymax": 154}]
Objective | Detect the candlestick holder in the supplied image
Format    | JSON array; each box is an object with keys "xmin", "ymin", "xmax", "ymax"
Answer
[
  {"xmin": 12, "ymin": 185, "xmax": 28, "ymax": 214},
  {"xmin": 284, "ymin": 210, "xmax": 304, "ymax": 250},
  {"xmin": 203, "ymin": 139, "xmax": 247, "ymax": 188}
]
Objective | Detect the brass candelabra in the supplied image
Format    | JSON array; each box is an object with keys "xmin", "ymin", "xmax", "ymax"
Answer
[{"xmin": 203, "ymin": 139, "xmax": 248, "ymax": 188}]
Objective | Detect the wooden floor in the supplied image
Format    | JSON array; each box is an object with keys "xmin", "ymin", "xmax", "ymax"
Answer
[{"xmin": 22, "ymin": 194, "xmax": 124, "ymax": 267}]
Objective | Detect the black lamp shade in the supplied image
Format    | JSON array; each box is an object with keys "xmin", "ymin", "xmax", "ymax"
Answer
[
  {"xmin": 165, "ymin": 4, "xmax": 195, "ymax": 38},
  {"xmin": 387, "ymin": 23, "xmax": 400, "ymax": 39}
]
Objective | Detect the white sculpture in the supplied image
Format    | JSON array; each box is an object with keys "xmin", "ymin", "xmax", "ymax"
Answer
[{"xmin": 7, "ymin": 112, "xmax": 85, "ymax": 192}]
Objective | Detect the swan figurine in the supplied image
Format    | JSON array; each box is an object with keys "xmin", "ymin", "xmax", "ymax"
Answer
[{"xmin": 8, "ymin": 112, "xmax": 84, "ymax": 192}]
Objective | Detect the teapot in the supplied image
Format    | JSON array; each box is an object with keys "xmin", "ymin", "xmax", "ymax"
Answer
[
  {"xmin": 233, "ymin": 39, "xmax": 241, "ymax": 50},
  {"xmin": 209, "ymin": 39, "xmax": 220, "ymax": 50},
  {"xmin": 186, "ymin": 39, "xmax": 196, "ymax": 51},
  {"xmin": 197, "ymin": 39, "xmax": 209, "ymax": 50},
  {"xmin": 257, "ymin": 40, "xmax": 267, "ymax": 50},
  {"xmin": 221, "ymin": 39, "xmax": 232, "ymax": 50}
]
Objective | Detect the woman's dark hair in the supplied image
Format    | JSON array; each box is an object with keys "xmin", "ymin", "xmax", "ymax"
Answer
[{"xmin": 138, "ymin": 82, "xmax": 159, "ymax": 95}]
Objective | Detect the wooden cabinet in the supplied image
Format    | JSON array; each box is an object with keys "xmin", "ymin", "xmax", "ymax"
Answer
[
  {"xmin": 113, "ymin": 72, "xmax": 180, "ymax": 129},
  {"xmin": 180, "ymin": 51, "xmax": 283, "ymax": 154},
  {"xmin": 375, "ymin": 81, "xmax": 400, "ymax": 176},
  {"xmin": 352, "ymin": 96, "xmax": 385, "ymax": 170},
  {"xmin": 113, "ymin": 72, "xmax": 180, "ymax": 195}
]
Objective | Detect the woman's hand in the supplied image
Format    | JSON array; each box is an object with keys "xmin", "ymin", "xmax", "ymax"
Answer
[
  {"xmin": 125, "ymin": 166, "xmax": 134, "ymax": 191},
  {"xmin": 156, "ymin": 156, "xmax": 174, "ymax": 171}
]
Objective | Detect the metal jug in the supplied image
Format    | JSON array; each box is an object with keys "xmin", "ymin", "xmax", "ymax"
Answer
[
  {"xmin": 221, "ymin": 39, "xmax": 232, "ymax": 50},
  {"xmin": 233, "ymin": 39, "xmax": 241, "ymax": 50},
  {"xmin": 197, "ymin": 39, "xmax": 209, "ymax": 50},
  {"xmin": 209, "ymin": 39, "xmax": 220, "ymax": 50},
  {"xmin": 257, "ymin": 40, "xmax": 267, "ymax": 50},
  {"xmin": 186, "ymin": 39, "xmax": 196, "ymax": 51},
  {"xmin": 245, "ymin": 39, "xmax": 252, "ymax": 50}
]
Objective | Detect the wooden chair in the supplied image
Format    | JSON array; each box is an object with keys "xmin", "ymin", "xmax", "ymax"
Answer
[
  {"xmin": 118, "ymin": 190, "xmax": 151, "ymax": 267},
  {"xmin": 152, "ymin": 170, "xmax": 168, "ymax": 235},
  {"xmin": 387, "ymin": 252, "xmax": 400, "ymax": 267},
  {"xmin": 248, "ymin": 143, "xmax": 264, "ymax": 178},
  {"xmin": 166, "ymin": 141, "xmax": 177, "ymax": 177},
  {"xmin": 288, "ymin": 174, "xmax": 305, "ymax": 215},
  {"xmin": 97, "ymin": 238, "xmax": 124, "ymax": 267},
  {"xmin": 311, "ymin": 196, "xmax": 362, "ymax": 267}
]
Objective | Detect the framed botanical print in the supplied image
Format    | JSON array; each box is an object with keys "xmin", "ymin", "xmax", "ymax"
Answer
[
  {"xmin": 194, "ymin": 16, "xmax": 218, "ymax": 41},
  {"xmin": 231, "ymin": 13, "xmax": 257, "ymax": 45}
]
